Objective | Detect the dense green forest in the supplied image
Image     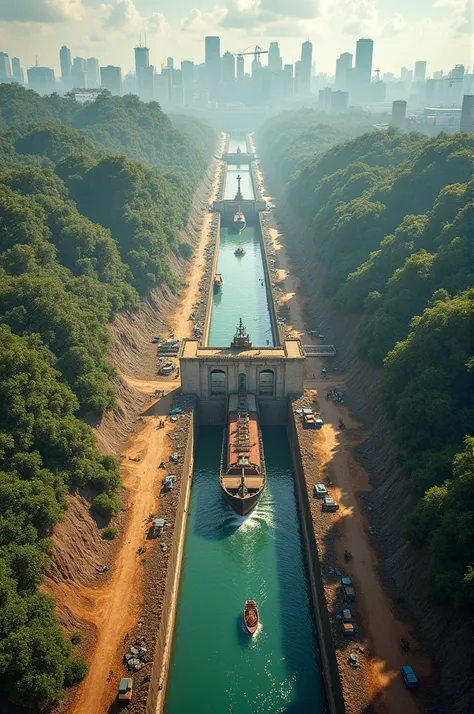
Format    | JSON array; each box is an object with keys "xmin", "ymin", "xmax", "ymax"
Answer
[
  {"xmin": 0, "ymin": 85, "xmax": 216, "ymax": 708},
  {"xmin": 258, "ymin": 115, "xmax": 473, "ymax": 606}
]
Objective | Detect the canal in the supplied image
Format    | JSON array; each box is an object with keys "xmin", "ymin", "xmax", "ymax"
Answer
[
  {"xmin": 164, "ymin": 136, "xmax": 326, "ymax": 714},
  {"xmin": 164, "ymin": 429, "xmax": 326, "ymax": 714},
  {"xmin": 208, "ymin": 226, "xmax": 273, "ymax": 347}
]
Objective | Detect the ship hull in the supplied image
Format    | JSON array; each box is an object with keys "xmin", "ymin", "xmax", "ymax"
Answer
[
  {"xmin": 233, "ymin": 220, "xmax": 246, "ymax": 233},
  {"xmin": 221, "ymin": 486, "xmax": 263, "ymax": 516}
]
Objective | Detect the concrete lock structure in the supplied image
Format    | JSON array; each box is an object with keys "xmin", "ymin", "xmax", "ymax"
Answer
[{"xmin": 178, "ymin": 339, "xmax": 305, "ymax": 425}]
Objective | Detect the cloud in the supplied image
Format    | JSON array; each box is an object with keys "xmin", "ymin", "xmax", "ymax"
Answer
[
  {"xmin": 148, "ymin": 12, "xmax": 167, "ymax": 33},
  {"xmin": 0, "ymin": 0, "xmax": 84, "ymax": 22},
  {"xmin": 103, "ymin": 0, "xmax": 141, "ymax": 29},
  {"xmin": 340, "ymin": 0, "xmax": 378, "ymax": 34},
  {"xmin": 263, "ymin": 19, "xmax": 307, "ymax": 35},
  {"xmin": 260, "ymin": 0, "xmax": 319, "ymax": 18},
  {"xmin": 434, "ymin": 0, "xmax": 472, "ymax": 33},
  {"xmin": 382, "ymin": 13, "xmax": 407, "ymax": 38},
  {"xmin": 101, "ymin": 0, "xmax": 167, "ymax": 36},
  {"xmin": 217, "ymin": 0, "xmax": 319, "ymax": 30},
  {"xmin": 180, "ymin": 6, "xmax": 226, "ymax": 32}
]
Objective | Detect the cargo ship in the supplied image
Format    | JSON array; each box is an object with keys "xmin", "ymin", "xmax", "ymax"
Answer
[{"xmin": 220, "ymin": 392, "xmax": 266, "ymax": 516}]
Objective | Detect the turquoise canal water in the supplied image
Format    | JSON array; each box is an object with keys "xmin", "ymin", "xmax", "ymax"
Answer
[
  {"xmin": 164, "ymin": 428, "xmax": 326, "ymax": 714},
  {"xmin": 225, "ymin": 164, "xmax": 255, "ymax": 200},
  {"xmin": 164, "ymin": 137, "xmax": 326, "ymax": 714},
  {"xmin": 209, "ymin": 225, "xmax": 273, "ymax": 347},
  {"xmin": 228, "ymin": 134, "xmax": 248, "ymax": 153}
]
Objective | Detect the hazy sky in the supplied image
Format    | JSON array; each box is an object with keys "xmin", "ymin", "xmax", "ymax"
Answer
[{"xmin": 0, "ymin": 0, "xmax": 471, "ymax": 76}]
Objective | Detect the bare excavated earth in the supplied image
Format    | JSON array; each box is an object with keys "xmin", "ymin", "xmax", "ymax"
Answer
[
  {"xmin": 43, "ymin": 161, "xmax": 218, "ymax": 640},
  {"xmin": 265, "ymin": 176, "xmax": 471, "ymax": 714}
]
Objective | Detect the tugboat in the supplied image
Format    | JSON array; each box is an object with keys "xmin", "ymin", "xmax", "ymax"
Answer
[
  {"xmin": 243, "ymin": 599, "xmax": 259, "ymax": 635},
  {"xmin": 213, "ymin": 273, "xmax": 223, "ymax": 292},
  {"xmin": 234, "ymin": 245, "xmax": 245, "ymax": 256},
  {"xmin": 220, "ymin": 322, "xmax": 266, "ymax": 516}
]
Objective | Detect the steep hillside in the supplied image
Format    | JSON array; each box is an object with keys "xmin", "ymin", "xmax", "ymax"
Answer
[{"xmin": 0, "ymin": 88, "xmax": 216, "ymax": 710}]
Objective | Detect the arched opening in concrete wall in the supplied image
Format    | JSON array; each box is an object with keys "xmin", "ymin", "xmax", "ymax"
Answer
[
  {"xmin": 210, "ymin": 369, "xmax": 226, "ymax": 395},
  {"xmin": 259, "ymin": 369, "xmax": 274, "ymax": 396},
  {"xmin": 238, "ymin": 373, "xmax": 247, "ymax": 392}
]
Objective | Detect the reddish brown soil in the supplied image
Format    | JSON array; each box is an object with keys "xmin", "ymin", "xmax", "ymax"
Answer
[
  {"xmin": 256, "ymin": 148, "xmax": 471, "ymax": 714},
  {"xmin": 255, "ymin": 157, "xmax": 431, "ymax": 713},
  {"xmin": 44, "ymin": 144, "xmax": 224, "ymax": 714}
]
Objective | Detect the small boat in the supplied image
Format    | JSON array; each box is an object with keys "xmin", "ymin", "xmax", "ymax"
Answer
[
  {"xmin": 214, "ymin": 273, "xmax": 223, "ymax": 292},
  {"xmin": 234, "ymin": 246, "xmax": 245, "ymax": 256},
  {"xmin": 243, "ymin": 599, "xmax": 259, "ymax": 635}
]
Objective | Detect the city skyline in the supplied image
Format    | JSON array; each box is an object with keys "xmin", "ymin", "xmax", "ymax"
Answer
[{"xmin": 0, "ymin": 0, "xmax": 471, "ymax": 77}]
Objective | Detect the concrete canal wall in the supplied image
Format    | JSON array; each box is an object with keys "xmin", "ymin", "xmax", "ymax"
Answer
[
  {"xmin": 146, "ymin": 409, "xmax": 196, "ymax": 714},
  {"xmin": 201, "ymin": 213, "xmax": 221, "ymax": 347},
  {"xmin": 287, "ymin": 407, "xmax": 345, "ymax": 714}
]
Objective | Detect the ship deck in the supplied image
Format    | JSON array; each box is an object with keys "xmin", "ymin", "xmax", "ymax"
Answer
[
  {"xmin": 221, "ymin": 476, "xmax": 264, "ymax": 491},
  {"xmin": 227, "ymin": 394, "xmax": 261, "ymax": 472}
]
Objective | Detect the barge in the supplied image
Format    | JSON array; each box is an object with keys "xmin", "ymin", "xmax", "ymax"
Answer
[{"xmin": 220, "ymin": 392, "xmax": 266, "ymax": 516}]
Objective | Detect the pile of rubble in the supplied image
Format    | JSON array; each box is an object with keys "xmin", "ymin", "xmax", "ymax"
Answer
[{"xmin": 124, "ymin": 634, "xmax": 147, "ymax": 672}]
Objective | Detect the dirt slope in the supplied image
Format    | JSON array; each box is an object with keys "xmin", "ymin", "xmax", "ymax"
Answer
[
  {"xmin": 43, "ymin": 147, "xmax": 223, "ymax": 714},
  {"xmin": 260, "ymin": 164, "xmax": 471, "ymax": 713}
]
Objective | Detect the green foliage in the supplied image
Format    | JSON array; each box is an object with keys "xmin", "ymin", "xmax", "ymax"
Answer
[
  {"xmin": 64, "ymin": 655, "xmax": 88, "ymax": 686},
  {"xmin": 70, "ymin": 631, "xmax": 82, "ymax": 645},
  {"xmin": 259, "ymin": 118, "xmax": 473, "ymax": 607},
  {"xmin": 0, "ymin": 85, "xmax": 216, "ymax": 709},
  {"xmin": 101, "ymin": 526, "xmax": 118, "ymax": 540},
  {"xmin": 91, "ymin": 492, "xmax": 120, "ymax": 518},
  {"xmin": 179, "ymin": 241, "xmax": 194, "ymax": 259}
]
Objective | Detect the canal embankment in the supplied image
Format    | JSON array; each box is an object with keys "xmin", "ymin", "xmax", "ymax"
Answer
[
  {"xmin": 145, "ymin": 397, "xmax": 196, "ymax": 714},
  {"xmin": 287, "ymin": 400, "xmax": 345, "ymax": 714},
  {"xmin": 58, "ymin": 138, "xmax": 228, "ymax": 714},
  {"xmin": 162, "ymin": 135, "xmax": 328, "ymax": 714},
  {"xmin": 252, "ymin": 153, "xmax": 437, "ymax": 713}
]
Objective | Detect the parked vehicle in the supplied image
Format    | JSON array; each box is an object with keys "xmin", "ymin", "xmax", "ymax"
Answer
[
  {"xmin": 342, "ymin": 622, "xmax": 355, "ymax": 636},
  {"xmin": 343, "ymin": 584, "xmax": 356, "ymax": 602},
  {"xmin": 313, "ymin": 483, "xmax": 328, "ymax": 499},
  {"xmin": 401, "ymin": 665, "xmax": 418, "ymax": 689},
  {"xmin": 322, "ymin": 496, "xmax": 339, "ymax": 512},
  {"xmin": 118, "ymin": 677, "xmax": 133, "ymax": 702}
]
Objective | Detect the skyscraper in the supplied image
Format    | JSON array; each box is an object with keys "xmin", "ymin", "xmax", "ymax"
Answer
[
  {"xmin": 181, "ymin": 60, "xmax": 195, "ymax": 87},
  {"xmin": 100, "ymin": 65, "xmax": 122, "ymax": 95},
  {"xmin": 391, "ymin": 100, "xmax": 407, "ymax": 129},
  {"xmin": 300, "ymin": 41, "xmax": 312, "ymax": 94},
  {"xmin": 205, "ymin": 36, "xmax": 221, "ymax": 95},
  {"xmin": 167, "ymin": 57, "xmax": 174, "ymax": 70},
  {"xmin": 414, "ymin": 61, "xmax": 427, "ymax": 82},
  {"xmin": 222, "ymin": 51, "xmax": 235, "ymax": 82},
  {"xmin": 59, "ymin": 46, "xmax": 72, "ymax": 89},
  {"xmin": 141, "ymin": 65, "xmax": 155, "ymax": 102},
  {"xmin": 27, "ymin": 66, "xmax": 56, "ymax": 95},
  {"xmin": 72, "ymin": 57, "xmax": 86, "ymax": 88},
  {"xmin": 283, "ymin": 64, "xmax": 293, "ymax": 96},
  {"xmin": 86, "ymin": 58, "xmax": 100, "ymax": 88},
  {"xmin": 236, "ymin": 55, "xmax": 244, "ymax": 80},
  {"xmin": 355, "ymin": 38, "xmax": 373, "ymax": 86},
  {"xmin": 0, "ymin": 52, "xmax": 12, "ymax": 81},
  {"xmin": 335, "ymin": 52, "xmax": 352, "ymax": 90},
  {"xmin": 331, "ymin": 90, "xmax": 349, "ymax": 114},
  {"xmin": 268, "ymin": 42, "xmax": 282, "ymax": 72},
  {"xmin": 135, "ymin": 45, "xmax": 150, "ymax": 98},
  {"xmin": 460, "ymin": 94, "xmax": 474, "ymax": 132},
  {"xmin": 11, "ymin": 57, "xmax": 23, "ymax": 85}
]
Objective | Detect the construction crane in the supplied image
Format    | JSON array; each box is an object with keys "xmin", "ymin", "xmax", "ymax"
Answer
[{"xmin": 233, "ymin": 45, "xmax": 268, "ymax": 63}]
